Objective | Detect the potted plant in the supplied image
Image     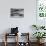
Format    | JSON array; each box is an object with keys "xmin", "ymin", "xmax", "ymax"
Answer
[{"xmin": 33, "ymin": 32, "xmax": 46, "ymax": 43}]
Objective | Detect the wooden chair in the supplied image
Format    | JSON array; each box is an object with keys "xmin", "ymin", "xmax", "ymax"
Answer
[
  {"xmin": 4, "ymin": 33, "xmax": 18, "ymax": 46},
  {"xmin": 20, "ymin": 33, "xmax": 30, "ymax": 46}
]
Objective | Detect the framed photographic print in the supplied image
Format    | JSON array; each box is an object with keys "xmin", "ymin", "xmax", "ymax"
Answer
[
  {"xmin": 36, "ymin": 0, "xmax": 46, "ymax": 26},
  {"xmin": 10, "ymin": 8, "xmax": 24, "ymax": 18}
]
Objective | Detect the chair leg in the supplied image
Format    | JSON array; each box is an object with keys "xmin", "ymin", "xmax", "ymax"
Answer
[
  {"xmin": 4, "ymin": 41, "xmax": 7, "ymax": 46},
  {"xmin": 16, "ymin": 34, "xmax": 18, "ymax": 46},
  {"xmin": 4, "ymin": 33, "xmax": 7, "ymax": 46}
]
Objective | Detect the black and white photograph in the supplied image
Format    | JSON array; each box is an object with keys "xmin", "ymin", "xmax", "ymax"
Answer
[{"xmin": 10, "ymin": 8, "xmax": 24, "ymax": 18}]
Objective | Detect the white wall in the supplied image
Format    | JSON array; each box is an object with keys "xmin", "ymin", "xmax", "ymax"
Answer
[{"xmin": 0, "ymin": 0, "xmax": 36, "ymax": 42}]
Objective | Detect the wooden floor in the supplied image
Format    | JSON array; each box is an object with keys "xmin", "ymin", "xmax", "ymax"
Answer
[{"xmin": 0, "ymin": 42, "xmax": 46, "ymax": 46}]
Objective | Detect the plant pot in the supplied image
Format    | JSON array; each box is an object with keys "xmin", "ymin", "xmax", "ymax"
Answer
[{"xmin": 40, "ymin": 39, "xmax": 45, "ymax": 43}]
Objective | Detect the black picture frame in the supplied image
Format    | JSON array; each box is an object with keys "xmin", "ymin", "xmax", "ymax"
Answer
[{"xmin": 10, "ymin": 8, "xmax": 24, "ymax": 18}]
